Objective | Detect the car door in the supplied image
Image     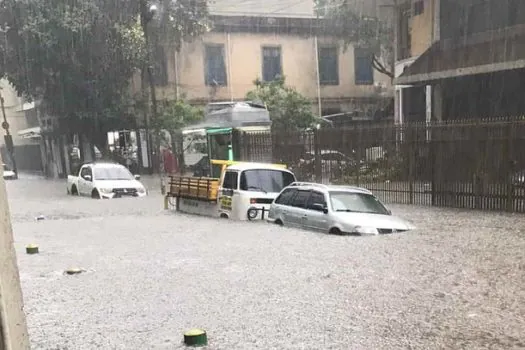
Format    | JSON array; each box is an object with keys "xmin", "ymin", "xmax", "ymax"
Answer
[
  {"xmin": 287, "ymin": 190, "xmax": 311, "ymax": 228},
  {"xmin": 305, "ymin": 191, "xmax": 329, "ymax": 231},
  {"xmin": 218, "ymin": 170, "xmax": 239, "ymax": 217},
  {"xmin": 78, "ymin": 166, "xmax": 93, "ymax": 195},
  {"xmin": 271, "ymin": 188, "xmax": 297, "ymax": 222}
]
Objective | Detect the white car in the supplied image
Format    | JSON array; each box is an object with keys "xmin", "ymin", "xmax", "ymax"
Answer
[
  {"xmin": 67, "ymin": 162, "xmax": 147, "ymax": 199},
  {"xmin": 2, "ymin": 163, "xmax": 16, "ymax": 180},
  {"xmin": 267, "ymin": 182, "xmax": 415, "ymax": 235}
]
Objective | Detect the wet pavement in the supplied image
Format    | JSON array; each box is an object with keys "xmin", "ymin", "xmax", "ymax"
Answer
[{"xmin": 5, "ymin": 173, "xmax": 525, "ymax": 349}]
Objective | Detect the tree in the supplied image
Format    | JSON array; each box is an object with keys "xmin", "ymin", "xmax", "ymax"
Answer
[
  {"xmin": 246, "ymin": 77, "xmax": 319, "ymax": 132},
  {"xmin": 151, "ymin": 98, "xmax": 204, "ymax": 135},
  {"xmin": 150, "ymin": 97, "xmax": 204, "ymax": 170},
  {"xmin": 0, "ymin": 0, "xmax": 209, "ymax": 155},
  {"xmin": 316, "ymin": 0, "xmax": 394, "ymax": 79}
]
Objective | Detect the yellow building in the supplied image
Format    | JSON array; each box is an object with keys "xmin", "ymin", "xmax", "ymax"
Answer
[{"xmin": 133, "ymin": 0, "xmax": 393, "ymax": 124}]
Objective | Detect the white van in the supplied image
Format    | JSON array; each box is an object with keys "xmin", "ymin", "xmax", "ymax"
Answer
[
  {"xmin": 167, "ymin": 160, "xmax": 296, "ymax": 221},
  {"xmin": 217, "ymin": 162, "xmax": 296, "ymax": 220}
]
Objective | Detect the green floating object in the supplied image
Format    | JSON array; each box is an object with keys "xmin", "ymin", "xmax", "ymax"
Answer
[
  {"xmin": 26, "ymin": 244, "xmax": 39, "ymax": 254},
  {"xmin": 184, "ymin": 328, "xmax": 207, "ymax": 347}
]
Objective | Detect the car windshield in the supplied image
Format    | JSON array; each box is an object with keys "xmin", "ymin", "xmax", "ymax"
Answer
[
  {"xmin": 329, "ymin": 191, "xmax": 390, "ymax": 215},
  {"xmin": 240, "ymin": 169, "xmax": 295, "ymax": 193},
  {"xmin": 94, "ymin": 166, "xmax": 133, "ymax": 180}
]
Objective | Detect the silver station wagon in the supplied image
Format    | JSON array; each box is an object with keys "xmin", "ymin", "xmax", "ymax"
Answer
[{"xmin": 267, "ymin": 182, "xmax": 415, "ymax": 235}]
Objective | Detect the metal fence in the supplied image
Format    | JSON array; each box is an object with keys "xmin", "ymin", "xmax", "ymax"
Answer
[{"xmin": 240, "ymin": 119, "xmax": 525, "ymax": 212}]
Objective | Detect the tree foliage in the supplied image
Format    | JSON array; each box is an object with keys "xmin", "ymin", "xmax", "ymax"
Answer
[
  {"xmin": 0, "ymin": 0, "xmax": 209, "ymax": 151},
  {"xmin": 151, "ymin": 98, "xmax": 204, "ymax": 134},
  {"xmin": 316, "ymin": 0, "xmax": 394, "ymax": 78},
  {"xmin": 246, "ymin": 77, "xmax": 318, "ymax": 131}
]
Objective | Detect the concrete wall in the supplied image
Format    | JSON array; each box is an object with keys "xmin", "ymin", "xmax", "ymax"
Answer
[
  {"xmin": 145, "ymin": 32, "xmax": 391, "ymax": 104},
  {"xmin": 0, "ymin": 170, "xmax": 30, "ymax": 349}
]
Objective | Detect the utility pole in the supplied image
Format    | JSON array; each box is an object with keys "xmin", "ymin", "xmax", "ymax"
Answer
[
  {"xmin": 0, "ymin": 90, "xmax": 18, "ymax": 179},
  {"xmin": 139, "ymin": 0, "xmax": 158, "ymax": 176},
  {"xmin": 140, "ymin": 0, "xmax": 167, "ymax": 193}
]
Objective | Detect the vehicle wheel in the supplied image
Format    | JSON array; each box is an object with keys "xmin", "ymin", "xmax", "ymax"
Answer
[
  {"xmin": 71, "ymin": 185, "xmax": 78, "ymax": 196},
  {"xmin": 91, "ymin": 190, "xmax": 100, "ymax": 199},
  {"xmin": 275, "ymin": 219, "xmax": 283, "ymax": 226},
  {"xmin": 329, "ymin": 227, "xmax": 342, "ymax": 235}
]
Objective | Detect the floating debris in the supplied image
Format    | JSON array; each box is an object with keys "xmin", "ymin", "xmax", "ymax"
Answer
[
  {"xmin": 183, "ymin": 329, "xmax": 207, "ymax": 347},
  {"xmin": 26, "ymin": 244, "xmax": 39, "ymax": 254},
  {"xmin": 64, "ymin": 268, "xmax": 85, "ymax": 275}
]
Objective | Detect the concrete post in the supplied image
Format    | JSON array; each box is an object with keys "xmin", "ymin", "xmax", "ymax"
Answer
[{"xmin": 0, "ymin": 168, "xmax": 30, "ymax": 349}]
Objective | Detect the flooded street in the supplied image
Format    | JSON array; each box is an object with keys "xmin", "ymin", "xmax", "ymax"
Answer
[{"xmin": 6, "ymin": 175, "xmax": 525, "ymax": 349}]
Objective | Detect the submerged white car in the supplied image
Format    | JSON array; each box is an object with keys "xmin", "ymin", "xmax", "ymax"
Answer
[
  {"xmin": 67, "ymin": 162, "xmax": 147, "ymax": 199},
  {"xmin": 2, "ymin": 163, "xmax": 16, "ymax": 180},
  {"xmin": 267, "ymin": 182, "xmax": 415, "ymax": 235}
]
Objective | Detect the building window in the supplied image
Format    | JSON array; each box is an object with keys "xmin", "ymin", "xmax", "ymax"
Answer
[
  {"xmin": 204, "ymin": 44, "xmax": 227, "ymax": 86},
  {"xmin": 318, "ymin": 46, "xmax": 339, "ymax": 85},
  {"xmin": 153, "ymin": 44, "xmax": 168, "ymax": 86},
  {"xmin": 354, "ymin": 48, "xmax": 374, "ymax": 85},
  {"xmin": 413, "ymin": 0, "xmax": 424, "ymax": 16},
  {"xmin": 262, "ymin": 46, "xmax": 282, "ymax": 82}
]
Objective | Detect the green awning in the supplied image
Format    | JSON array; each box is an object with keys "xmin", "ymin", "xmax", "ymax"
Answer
[{"xmin": 206, "ymin": 127, "xmax": 232, "ymax": 135}]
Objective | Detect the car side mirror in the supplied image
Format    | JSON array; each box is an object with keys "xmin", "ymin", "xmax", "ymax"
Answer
[
  {"xmin": 311, "ymin": 203, "xmax": 328, "ymax": 213},
  {"xmin": 222, "ymin": 188, "xmax": 234, "ymax": 196},
  {"xmin": 83, "ymin": 174, "xmax": 92, "ymax": 181},
  {"xmin": 134, "ymin": 174, "xmax": 141, "ymax": 180}
]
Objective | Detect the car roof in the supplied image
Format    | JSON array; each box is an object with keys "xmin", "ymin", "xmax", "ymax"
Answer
[
  {"xmin": 226, "ymin": 163, "xmax": 294, "ymax": 172},
  {"xmin": 85, "ymin": 162, "xmax": 125, "ymax": 169},
  {"xmin": 287, "ymin": 182, "xmax": 372, "ymax": 195}
]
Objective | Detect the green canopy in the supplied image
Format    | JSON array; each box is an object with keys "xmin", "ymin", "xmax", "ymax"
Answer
[{"xmin": 206, "ymin": 127, "xmax": 232, "ymax": 135}]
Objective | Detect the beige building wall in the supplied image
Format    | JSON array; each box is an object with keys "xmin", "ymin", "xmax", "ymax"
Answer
[
  {"xmin": 0, "ymin": 80, "xmax": 32, "ymax": 147},
  {"xmin": 153, "ymin": 32, "xmax": 391, "ymax": 105},
  {"xmin": 209, "ymin": 0, "xmax": 316, "ymax": 18},
  {"xmin": 409, "ymin": 0, "xmax": 435, "ymax": 57},
  {"xmin": 0, "ymin": 173, "xmax": 30, "ymax": 349}
]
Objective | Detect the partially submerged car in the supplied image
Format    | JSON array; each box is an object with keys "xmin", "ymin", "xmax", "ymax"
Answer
[
  {"xmin": 2, "ymin": 163, "xmax": 16, "ymax": 180},
  {"xmin": 267, "ymin": 182, "xmax": 414, "ymax": 235},
  {"xmin": 67, "ymin": 162, "xmax": 147, "ymax": 199}
]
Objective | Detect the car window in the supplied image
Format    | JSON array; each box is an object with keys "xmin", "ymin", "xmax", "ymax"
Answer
[
  {"xmin": 274, "ymin": 188, "xmax": 297, "ymax": 205},
  {"xmin": 290, "ymin": 190, "xmax": 310, "ymax": 208},
  {"xmin": 222, "ymin": 171, "xmax": 238, "ymax": 189},
  {"xmin": 80, "ymin": 167, "xmax": 91, "ymax": 178},
  {"xmin": 240, "ymin": 169, "xmax": 295, "ymax": 193},
  {"xmin": 94, "ymin": 166, "xmax": 132, "ymax": 180},
  {"xmin": 329, "ymin": 191, "xmax": 390, "ymax": 215},
  {"xmin": 306, "ymin": 191, "xmax": 326, "ymax": 210}
]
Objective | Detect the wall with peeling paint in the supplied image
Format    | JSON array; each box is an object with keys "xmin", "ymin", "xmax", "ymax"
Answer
[{"xmin": 0, "ymin": 169, "xmax": 30, "ymax": 350}]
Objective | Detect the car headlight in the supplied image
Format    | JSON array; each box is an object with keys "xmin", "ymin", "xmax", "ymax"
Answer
[
  {"xmin": 137, "ymin": 187, "xmax": 146, "ymax": 194},
  {"xmin": 354, "ymin": 226, "xmax": 379, "ymax": 235},
  {"xmin": 99, "ymin": 188, "xmax": 113, "ymax": 194}
]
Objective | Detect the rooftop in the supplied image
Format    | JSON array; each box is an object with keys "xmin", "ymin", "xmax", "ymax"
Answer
[{"xmin": 289, "ymin": 182, "xmax": 373, "ymax": 194}]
